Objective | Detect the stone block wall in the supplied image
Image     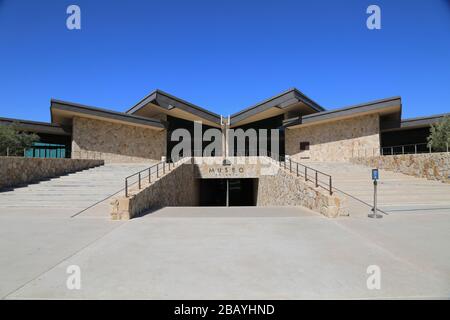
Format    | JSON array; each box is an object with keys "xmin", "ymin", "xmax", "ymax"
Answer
[
  {"xmin": 350, "ymin": 153, "xmax": 450, "ymax": 183},
  {"xmin": 256, "ymin": 165, "xmax": 348, "ymax": 217},
  {"xmin": 72, "ymin": 116, "xmax": 166, "ymax": 163},
  {"xmin": 0, "ymin": 157, "xmax": 104, "ymax": 189},
  {"xmin": 285, "ymin": 114, "xmax": 380, "ymax": 162},
  {"xmin": 111, "ymin": 162, "xmax": 198, "ymax": 219},
  {"xmin": 110, "ymin": 157, "xmax": 348, "ymax": 219}
]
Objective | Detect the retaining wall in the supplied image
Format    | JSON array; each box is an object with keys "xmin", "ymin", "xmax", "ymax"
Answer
[
  {"xmin": 111, "ymin": 163, "xmax": 198, "ymax": 220},
  {"xmin": 350, "ymin": 153, "xmax": 450, "ymax": 183},
  {"xmin": 0, "ymin": 157, "xmax": 104, "ymax": 189}
]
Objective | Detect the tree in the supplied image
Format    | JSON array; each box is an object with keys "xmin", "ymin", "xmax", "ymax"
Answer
[
  {"xmin": 427, "ymin": 116, "xmax": 450, "ymax": 152},
  {"xmin": 0, "ymin": 123, "xmax": 40, "ymax": 156}
]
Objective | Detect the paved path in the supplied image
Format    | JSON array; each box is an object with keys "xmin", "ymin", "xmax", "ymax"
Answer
[
  {"xmin": 304, "ymin": 161, "xmax": 450, "ymax": 217},
  {"xmin": 0, "ymin": 206, "xmax": 449, "ymax": 299},
  {"xmin": 0, "ymin": 161, "xmax": 449, "ymax": 299}
]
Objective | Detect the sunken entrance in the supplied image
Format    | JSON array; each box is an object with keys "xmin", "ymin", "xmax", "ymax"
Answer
[{"xmin": 198, "ymin": 178, "xmax": 258, "ymax": 207}]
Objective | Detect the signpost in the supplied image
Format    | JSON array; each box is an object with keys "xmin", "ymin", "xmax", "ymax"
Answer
[{"xmin": 369, "ymin": 168, "xmax": 382, "ymax": 218}]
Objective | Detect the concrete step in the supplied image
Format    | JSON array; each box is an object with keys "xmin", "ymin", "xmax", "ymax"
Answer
[
  {"xmin": 302, "ymin": 161, "xmax": 450, "ymax": 217},
  {"xmin": 0, "ymin": 163, "xmax": 154, "ymax": 213}
]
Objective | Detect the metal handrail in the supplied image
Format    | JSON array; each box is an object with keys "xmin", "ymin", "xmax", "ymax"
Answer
[
  {"xmin": 267, "ymin": 151, "xmax": 333, "ymax": 195},
  {"xmin": 380, "ymin": 142, "xmax": 449, "ymax": 155},
  {"xmin": 124, "ymin": 158, "xmax": 186, "ymax": 197}
]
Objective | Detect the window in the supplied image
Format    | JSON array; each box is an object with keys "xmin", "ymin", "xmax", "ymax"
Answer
[{"xmin": 300, "ymin": 141, "xmax": 310, "ymax": 151}]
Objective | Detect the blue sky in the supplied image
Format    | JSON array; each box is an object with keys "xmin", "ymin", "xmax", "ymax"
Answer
[{"xmin": 0, "ymin": 0, "xmax": 449, "ymax": 122}]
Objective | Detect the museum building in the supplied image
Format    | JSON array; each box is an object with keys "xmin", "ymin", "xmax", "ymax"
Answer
[
  {"xmin": 1, "ymin": 88, "xmax": 449, "ymax": 211},
  {"xmin": 1, "ymin": 87, "xmax": 446, "ymax": 162}
]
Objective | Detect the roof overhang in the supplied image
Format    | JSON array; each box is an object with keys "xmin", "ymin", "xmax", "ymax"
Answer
[
  {"xmin": 50, "ymin": 99, "xmax": 165, "ymax": 131},
  {"xmin": 0, "ymin": 117, "xmax": 71, "ymax": 136},
  {"xmin": 230, "ymin": 88, "xmax": 325, "ymax": 127},
  {"xmin": 395, "ymin": 113, "xmax": 450, "ymax": 131},
  {"xmin": 285, "ymin": 97, "xmax": 402, "ymax": 129},
  {"xmin": 126, "ymin": 90, "xmax": 222, "ymax": 128}
]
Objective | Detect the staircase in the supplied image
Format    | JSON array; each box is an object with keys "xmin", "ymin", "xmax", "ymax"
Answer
[
  {"xmin": 304, "ymin": 161, "xmax": 450, "ymax": 216},
  {"xmin": 0, "ymin": 163, "xmax": 153, "ymax": 215}
]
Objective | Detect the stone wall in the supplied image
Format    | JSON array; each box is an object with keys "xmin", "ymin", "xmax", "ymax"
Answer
[
  {"xmin": 110, "ymin": 156, "xmax": 348, "ymax": 219},
  {"xmin": 111, "ymin": 162, "xmax": 198, "ymax": 220},
  {"xmin": 285, "ymin": 114, "xmax": 380, "ymax": 162},
  {"xmin": 350, "ymin": 153, "xmax": 450, "ymax": 183},
  {"xmin": 256, "ymin": 164, "xmax": 348, "ymax": 217},
  {"xmin": 0, "ymin": 157, "xmax": 103, "ymax": 189},
  {"xmin": 192, "ymin": 156, "xmax": 275, "ymax": 178},
  {"xmin": 72, "ymin": 116, "xmax": 166, "ymax": 163}
]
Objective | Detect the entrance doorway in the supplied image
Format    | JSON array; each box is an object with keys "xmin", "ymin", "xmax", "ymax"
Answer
[{"xmin": 198, "ymin": 178, "xmax": 257, "ymax": 206}]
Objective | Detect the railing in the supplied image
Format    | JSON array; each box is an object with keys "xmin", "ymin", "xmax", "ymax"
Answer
[
  {"xmin": 124, "ymin": 158, "xmax": 186, "ymax": 197},
  {"xmin": 267, "ymin": 152, "xmax": 333, "ymax": 195},
  {"xmin": 380, "ymin": 142, "xmax": 449, "ymax": 156},
  {"xmin": 70, "ymin": 150, "xmax": 104, "ymax": 159}
]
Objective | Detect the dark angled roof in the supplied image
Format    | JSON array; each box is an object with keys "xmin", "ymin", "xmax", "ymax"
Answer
[
  {"xmin": 0, "ymin": 116, "xmax": 71, "ymax": 136},
  {"xmin": 230, "ymin": 88, "xmax": 324, "ymax": 125},
  {"xmin": 126, "ymin": 89, "xmax": 222, "ymax": 125},
  {"xmin": 400, "ymin": 112, "xmax": 450, "ymax": 129},
  {"xmin": 50, "ymin": 99, "xmax": 164, "ymax": 130},
  {"xmin": 284, "ymin": 96, "xmax": 402, "ymax": 128}
]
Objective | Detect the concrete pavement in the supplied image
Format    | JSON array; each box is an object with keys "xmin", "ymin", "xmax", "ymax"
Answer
[{"xmin": 1, "ymin": 206, "xmax": 449, "ymax": 299}]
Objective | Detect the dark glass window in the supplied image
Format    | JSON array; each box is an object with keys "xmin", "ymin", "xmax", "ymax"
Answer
[{"xmin": 300, "ymin": 141, "xmax": 310, "ymax": 151}]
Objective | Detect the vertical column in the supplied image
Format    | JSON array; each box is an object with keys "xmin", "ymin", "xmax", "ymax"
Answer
[
  {"xmin": 226, "ymin": 179, "xmax": 229, "ymax": 207},
  {"xmin": 221, "ymin": 115, "xmax": 231, "ymax": 160}
]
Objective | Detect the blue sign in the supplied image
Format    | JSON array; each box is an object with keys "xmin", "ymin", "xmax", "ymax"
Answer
[{"xmin": 372, "ymin": 169, "xmax": 379, "ymax": 180}]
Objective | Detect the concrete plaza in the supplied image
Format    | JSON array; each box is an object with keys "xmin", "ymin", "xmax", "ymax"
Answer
[{"xmin": 1, "ymin": 204, "xmax": 449, "ymax": 299}]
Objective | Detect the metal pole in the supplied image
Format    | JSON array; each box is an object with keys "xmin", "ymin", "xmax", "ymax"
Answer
[
  {"xmin": 125, "ymin": 180, "xmax": 128, "ymax": 197},
  {"xmin": 372, "ymin": 180, "xmax": 377, "ymax": 216},
  {"xmin": 402, "ymin": 146, "xmax": 404, "ymax": 154},
  {"xmin": 415, "ymin": 144, "xmax": 417, "ymax": 154},
  {"xmin": 226, "ymin": 179, "xmax": 229, "ymax": 207},
  {"xmin": 296, "ymin": 163, "xmax": 299, "ymax": 177},
  {"xmin": 315, "ymin": 171, "xmax": 318, "ymax": 188},
  {"xmin": 329, "ymin": 176, "xmax": 332, "ymax": 195},
  {"xmin": 138, "ymin": 172, "xmax": 141, "ymax": 189},
  {"xmin": 369, "ymin": 180, "xmax": 382, "ymax": 218},
  {"xmin": 149, "ymin": 168, "xmax": 151, "ymax": 183},
  {"xmin": 289, "ymin": 159, "xmax": 292, "ymax": 172}
]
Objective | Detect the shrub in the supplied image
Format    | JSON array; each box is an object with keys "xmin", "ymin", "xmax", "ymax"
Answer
[
  {"xmin": 427, "ymin": 115, "xmax": 450, "ymax": 152},
  {"xmin": 0, "ymin": 123, "xmax": 40, "ymax": 156}
]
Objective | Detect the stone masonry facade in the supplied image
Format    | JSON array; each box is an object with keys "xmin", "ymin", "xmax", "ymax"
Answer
[
  {"xmin": 111, "ymin": 157, "xmax": 348, "ymax": 219},
  {"xmin": 350, "ymin": 153, "xmax": 450, "ymax": 183},
  {"xmin": 111, "ymin": 161, "xmax": 198, "ymax": 220},
  {"xmin": 285, "ymin": 114, "xmax": 380, "ymax": 162},
  {"xmin": 256, "ymin": 162, "xmax": 348, "ymax": 217},
  {"xmin": 0, "ymin": 157, "xmax": 103, "ymax": 189},
  {"xmin": 72, "ymin": 116, "xmax": 166, "ymax": 163}
]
